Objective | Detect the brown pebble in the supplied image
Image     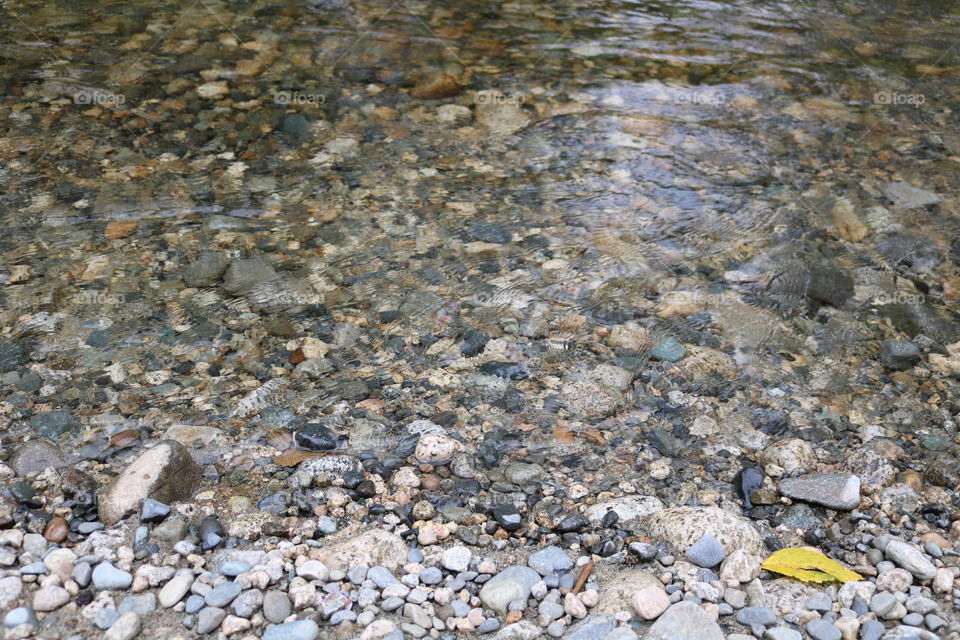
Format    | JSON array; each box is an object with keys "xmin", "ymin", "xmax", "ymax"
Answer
[
  {"xmin": 411, "ymin": 73, "xmax": 461, "ymax": 99},
  {"xmin": 104, "ymin": 220, "xmax": 138, "ymax": 240},
  {"xmin": 420, "ymin": 474, "xmax": 440, "ymax": 491},
  {"xmin": 504, "ymin": 610, "xmax": 522, "ymax": 625},
  {"xmin": 43, "ymin": 516, "xmax": 68, "ymax": 543}
]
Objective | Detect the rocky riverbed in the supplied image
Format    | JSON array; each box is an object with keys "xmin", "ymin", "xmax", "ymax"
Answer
[{"xmin": 3, "ymin": 0, "xmax": 960, "ymax": 639}]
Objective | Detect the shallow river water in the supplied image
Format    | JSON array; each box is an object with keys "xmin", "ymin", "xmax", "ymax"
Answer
[{"xmin": 2, "ymin": 0, "xmax": 960, "ymax": 635}]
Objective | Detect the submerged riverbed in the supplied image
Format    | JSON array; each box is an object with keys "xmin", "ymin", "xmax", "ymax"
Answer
[{"xmin": 1, "ymin": 0, "xmax": 960, "ymax": 639}]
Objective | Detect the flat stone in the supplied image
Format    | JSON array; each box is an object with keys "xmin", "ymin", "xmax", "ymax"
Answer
[
  {"xmin": 262, "ymin": 590, "xmax": 291, "ymax": 624},
  {"xmin": 263, "ymin": 619, "xmax": 320, "ymax": 640},
  {"xmin": 196, "ymin": 607, "xmax": 227, "ymax": 634},
  {"xmin": 646, "ymin": 601, "xmax": 724, "ymax": 640},
  {"xmin": 805, "ymin": 619, "xmax": 841, "ymax": 640},
  {"xmin": 205, "ymin": 581, "xmax": 242, "ymax": 607},
  {"xmin": 585, "ymin": 495, "xmax": 665, "ymax": 524},
  {"xmin": 97, "ymin": 440, "xmax": 201, "ymax": 525},
  {"xmin": 883, "ymin": 181, "xmax": 940, "ymax": 209},
  {"xmin": 10, "ymin": 439, "xmax": 66, "ymax": 477},
  {"xmin": 33, "ymin": 586, "xmax": 69, "ymax": 611},
  {"xmin": 778, "ymin": 474, "xmax": 861, "ymax": 510}
]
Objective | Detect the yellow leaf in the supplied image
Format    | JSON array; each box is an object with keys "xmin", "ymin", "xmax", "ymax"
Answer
[{"xmin": 761, "ymin": 548, "xmax": 862, "ymax": 583}]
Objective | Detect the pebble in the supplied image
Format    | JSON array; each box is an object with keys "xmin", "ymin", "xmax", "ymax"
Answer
[
  {"xmin": 884, "ymin": 539, "xmax": 937, "ymax": 581},
  {"xmin": 3, "ymin": 608, "xmax": 35, "ymax": 629},
  {"xmin": 646, "ymin": 601, "xmax": 723, "ymax": 640},
  {"xmin": 196, "ymin": 607, "xmax": 227, "ymax": 634},
  {"xmin": 159, "ymin": 569, "xmax": 194, "ymax": 607},
  {"xmin": 206, "ymin": 581, "xmax": 242, "ymax": 607},
  {"xmin": 480, "ymin": 566, "xmax": 541, "ymax": 614},
  {"xmin": 686, "ymin": 534, "xmax": 726, "ymax": 568},
  {"xmin": 33, "ymin": 586, "xmax": 70, "ymax": 612},
  {"xmin": 92, "ymin": 563, "xmax": 133, "ymax": 590},
  {"xmin": 104, "ymin": 613, "xmax": 141, "ymax": 640},
  {"xmin": 263, "ymin": 590, "xmax": 291, "ymax": 623},
  {"xmin": 442, "ymin": 546, "xmax": 472, "ymax": 573},
  {"xmin": 631, "ymin": 585, "xmax": 670, "ymax": 620},
  {"xmin": 805, "ymin": 619, "xmax": 842, "ymax": 640}
]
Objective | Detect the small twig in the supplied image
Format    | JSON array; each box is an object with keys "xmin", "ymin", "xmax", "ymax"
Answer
[{"xmin": 572, "ymin": 556, "xmax": 596, "ymax": 594}]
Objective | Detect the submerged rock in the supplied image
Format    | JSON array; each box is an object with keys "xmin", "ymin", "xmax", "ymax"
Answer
[
  {"xmin": 778, "ymin": 473, "xmax": 861, "ymax": 510},
  {"xmin": 98, "ymin": 440, "xmax": 202, "ymax": 525}
]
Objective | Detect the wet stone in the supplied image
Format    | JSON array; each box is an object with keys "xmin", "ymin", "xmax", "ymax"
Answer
[
  {"xmin": 294, "ymin": 423, "xmax": 338, "ymax": 451},
  {"xmin": 778, "ymin": 474, "xmax": 861, "ymax": 510},
  {"xmin": 30, "ymin": 411, "xmax": 80, "ymax": 441},
  {"xmin": 493, "ymin": 504, "xmax": 523, "ymax": 531},
  {"xmin": 881, "ymin": 339, "xmax": 921, "ymax": 370}
]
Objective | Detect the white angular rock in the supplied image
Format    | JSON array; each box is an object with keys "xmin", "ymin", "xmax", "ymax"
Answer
[
  {"xmin": 315, "ymin": 527, "xmax": 407, "ymax": 572},
  {"xmin": 643, "ymin": 506, "xmax": 763, "ymax": 555},
  {"xmin": 585, "ymin": 496, "xmax": 665, "ymax": 524}
]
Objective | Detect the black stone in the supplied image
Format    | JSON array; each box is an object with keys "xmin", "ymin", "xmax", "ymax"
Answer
[
  {"xmin": 601, "ymin": 510, "xmax": 619, "ymax": 528},
  {"xmin": 492, "ymin": 504, "xmax": 522, "ymax": 532},
  {"xmin": 733, "ymin": 467, "xmax": 763, "ymax": 510},
  {"xmin": 294, "ymin": 423, "xmax": 338, "ymax": 451},
  {"xmin": 0, "ymin": 342, "xmax": 25, "ymax": 373},
  {"xmin": 140, "ymin": 498, "xmax": 170, "ymax": 523},
  {"xmin": 461, "ymin": 329, "xmax": 489, "ymax": 357},
  {"xmin": 556, "ymin": 513, "xmax": 587, "ymax": 533},
  {"xmin": 355, "ymin": 480, "xmax": 376, "ymax": 499}
]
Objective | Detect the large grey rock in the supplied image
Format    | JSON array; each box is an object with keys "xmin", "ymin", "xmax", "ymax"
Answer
[
  {"xmin": 98, "ymin": 440, "xmax": 201, "ymax": 525},
  {"xmin": 644, "ymin": 601, "xmax": 724, "ymax": 640},
  {"xmin": 642, "ymin": 507, "xmax": 763, "ymax": 555},
  {"xmin": 480, "ymin": 566, "xmax": 541, "ymax": 614},
  {"xmin": 223, "ymin": 258, "xmax": 280, "ymax": 295},
  {"xmin": 585, "ymin": 495, "xmax": 665, "ymax": 524},
  {"xmin": 778, "ymin": 473, "xmax": 861, "ymax": 510}
]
